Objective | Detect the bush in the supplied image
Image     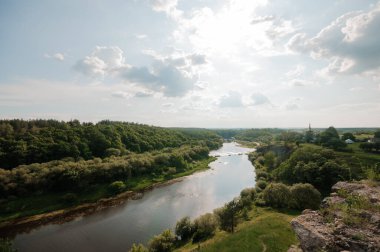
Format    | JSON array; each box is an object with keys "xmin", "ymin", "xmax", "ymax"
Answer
[
  {"xmin": 256, "ymin": 180, "xmax": 268, "ymax": 190},
  {"xmin": 289, "ymin": 183, "xmax": 321, "ymax": 210},
  {"xmin": 240, "ymin": 188, "xmax": 256, "ymax": 209},
  {"xmin": 192, "ymin": 213, "xmax": 218, "ymax": 242},
  {"xmin": 61, "ymin": 193, "xmax": 78, "ymax": 204},
  {"xmin": 105, "ymin": 148, "xmax": 121, "ymax": 157},
  {"xmin": 148, "ymin": 229, "xmax": 175, "ymax": 252},
  {"xmin": 256, "ymin": 170, "xmax": 269, "ymax": 181},
  {"xmin": 175, "ymin": 216, "xmax": 194, "ymax": 241},
  {"xmin": 129, "ymin": 243, "xmax": 148, "ymax": 252},
  {"xmin": 0, "ymin": 238, "xmax": 16, "ymax": 252},
  {"xmin": 262, "ymin": 183, "xmax": 291, "ymax": 208},
  {"xmin": 108, "ymin": 181, "xmax": 126, "ymax": 195}
]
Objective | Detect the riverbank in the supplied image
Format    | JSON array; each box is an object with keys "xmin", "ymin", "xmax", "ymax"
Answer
[{"xmin": 0, "ymin": 157, "xmax": 216, "ymax": 237}]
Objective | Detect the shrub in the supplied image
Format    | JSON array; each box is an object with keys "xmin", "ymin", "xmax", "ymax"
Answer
[
  {"xmin": 289, "ymin": 183, "xmax": 321, "ymax": 210},
  {"xmin": 240, "ymin": 188, "xmax": 256, "ymax": 201},
  {"xmin": 262, "ymin": 183, "xmax": 291, "ymax": 208},
  {"xmin": 129, "ymin": 243, "xmax": 148, "ymax": 252},
  {"xmin": 175, "ymin": 217, "xmax": 194, "ymax": 241},
  {"xmin": 105, "ymin": 148, "xmax": 121, "ymax": 157},
  {"xmin": 192, "ymin": 213, "xmax": 218, "ymax": 242},
  {"xmin": 256, "ymin": 170, "xmax": 269, "ymax": 181},
  {"xmin": 108, "ymin": 181, "xmax": 126, "ymax": 195},
  {"xmin": 61, "ymin": 193, "xmax": 78, "ymax": 204},
  {"xmin": 256, "ymin": 180, "xmax": 268, "ymax": 190},
  {"xmin": 148, "ymin": 229, "xmax": 175, "ymax": 252},
  {"xmin": 0, "ymin": 238, "xmax": 16, "ymax": 252}
]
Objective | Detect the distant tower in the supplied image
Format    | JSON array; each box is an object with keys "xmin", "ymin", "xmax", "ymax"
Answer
[{"xmin": 305, "ymin": 123, "xmax": 314, "ymax": 143}]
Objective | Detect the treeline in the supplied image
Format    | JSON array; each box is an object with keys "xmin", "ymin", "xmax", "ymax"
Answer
[
  {"xmin": 0, "ymin": 145, "xmax": 211, "ymax": 198},
  {"xmin": 0, "ymin": 119, "xmax": 222, "ymax": 169}
]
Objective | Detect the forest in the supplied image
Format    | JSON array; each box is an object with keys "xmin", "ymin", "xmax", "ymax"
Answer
[{"xmin": 0, "ymin": 119, "xmax": 222, "ymax": 169}]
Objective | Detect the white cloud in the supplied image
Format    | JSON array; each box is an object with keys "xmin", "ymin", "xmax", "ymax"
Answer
[
  {"xmin": 75, "ymin": 46, "xmax": 207, "ymax": 97},
  {"xmin": 150, "ymin": 0, "xmax": 177, "ymax": 13},
  {"xmin": 44, "ymin": 52, "xmax": 65, "ymax": 61},
  {"xmin": 288, "ymin": 4, "xmax": 380, "ymax": 76},
  {"xmin": 74, "ymin": 46, "xmax": 125, "ymax": 77},
  {"xmin": 218, "ymin": 91, "xmax": 243, "ymax": 107},
  {"xmin": 283, "ymin": 97, "xmax": 303, "ymax": 110},
  {"xmin": 251, "ymin": 15, "xmax": 275, "ymax": 25},
  {"xmin": 286, "ymin": 65, "xmax": 305, "ymax": 78},
  {"xmin": 250, "ymin": 93, "xmax": 271, "ymax": 106},
  {"xmin": 136, "ymin": 34, "xmax": 148, "ymax": 39},
  {"xmin": 111, "ymin": 91, "xmax": 132, "ymax": 99},
  {"xmin": 288, "ymin": 78, "xmax": 317, "ymax": 87}
]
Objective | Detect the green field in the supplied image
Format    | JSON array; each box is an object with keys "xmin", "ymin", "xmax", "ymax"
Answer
[{"xmin": 176, "ymin": 207, "xmax": 299, "ymax": 252}]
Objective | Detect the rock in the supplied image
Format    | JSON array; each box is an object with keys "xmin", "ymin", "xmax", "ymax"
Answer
[{"xmin": 291, "ymin": 181, "xmax": 380, "ymax": 252}]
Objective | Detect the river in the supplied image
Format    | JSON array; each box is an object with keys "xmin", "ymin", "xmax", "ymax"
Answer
[{"xmin": 13, "ymin": 142, "xmax": 256, "ymax": 252}]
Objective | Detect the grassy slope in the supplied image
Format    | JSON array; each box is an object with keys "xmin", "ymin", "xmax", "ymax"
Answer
[
  {"xmin": 0, "ymin": 157, "xmax": 216, "ymax": 223},
  {"xmin": 176, "ymin": 207, "xmax": 299, "ymax": 252}
]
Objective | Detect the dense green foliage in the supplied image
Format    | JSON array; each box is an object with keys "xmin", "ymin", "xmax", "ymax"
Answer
[
  {"xmin": 0, "ymin": 145, "xmax": 212, "ymax": 199},
  {"xmin": 289, "ymin": 183, "xmax": 321, "ymax": 210},
  {"xmin": 0, "ymin": 119, "xmax": 222, "ymax": 169},
  {"xmin": 318, "ymin": 126, "xmax": 347, "ymax": 150},
  {"xmin": 148, "ymin": 229, "xmax": 176, "ymax": 252},
  {"xmin": 214, "ymin": 198, "xmax": 242, "ymax": 233},
  {"xmin": 262, "ymin": 183, "xmax": 291, "ymax": 208},
  {"xmin": 273, "ymin": 147, "xmax": 350, "ymax": 192},
  {"xmin": 192, "ymin": 213, "xmax": 218, "ymax": 242},
  {"xmin": 175, "ymin": 217, "xmax": 194, "ymax": 241},
  {"xmin": 0, "ymin": 238, "xmax": 16, "ymax": 252}
]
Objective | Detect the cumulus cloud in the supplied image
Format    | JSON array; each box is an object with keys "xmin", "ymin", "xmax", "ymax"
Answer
[
  {"xmin": 287, "ymin": 4, "xmax": 380, "ymax": 75},
  {"xmin": 135, "ymin": 90, "xmax": 154, "ymax": 98},
  {"xmin": 44, "ymin": 52, "xmax": 65, "ymax": 61},
  {"xmin": 286, "ymin": 65, "xmax": 305, "ymax": 78},
  {"xmin": 75, "ymin": 46, "xmax": 206, "ymax": 97},
  {"xmin": 250, "ymin": 93, "xmax": 271, "ymax": 106},
  {"xmin": 150, "ymin": 0, "xmax": 177, "ymax": 13},
  {"xmin": 219, "ymin": 91, "xmax": 243, "ymax": 107},
  {"xmin": 121, "ymin": 63, "xmax": 194, "ymax": 97},
  {"xmin": 111, "ymin": 91, "xmax": 132, "ymax": 99},
  {"xmin": 283, "ymin": 97, "xmax": 303, "ymax": 110},
  {"xmin": 251, "ymin": 15, "xmax": 275, "ymax": 25},
  {"xmin": 74, "ymin": 46, "xmax": 125, "ymax": 77},
  {"xmin": 288, "ymin": 79, "xmax": 317, "ymax": 87}
]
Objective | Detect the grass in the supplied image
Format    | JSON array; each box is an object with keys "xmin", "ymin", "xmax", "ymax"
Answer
[
  {"xmin": 176, "ymin": 207, "xmax": 299, "ymax": 252},
  {"xmin": 0, "ymin": 157, "xmax": 216, "ymax": 223}
]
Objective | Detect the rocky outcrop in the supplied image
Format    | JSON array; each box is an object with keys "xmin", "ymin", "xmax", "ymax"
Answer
[{"xmin": 291, "ymin": 181, "xmax": 380, "ymax": 252}]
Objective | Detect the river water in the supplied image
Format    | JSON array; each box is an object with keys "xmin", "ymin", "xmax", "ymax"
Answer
[{"xmin": 13, "ymin": 142, "xmax": 255, "ymax": 252}]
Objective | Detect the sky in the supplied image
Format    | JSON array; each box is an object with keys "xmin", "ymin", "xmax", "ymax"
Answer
[{"xmin": 1, "ymin": 0, "xmax": 380, "ymax": 128}]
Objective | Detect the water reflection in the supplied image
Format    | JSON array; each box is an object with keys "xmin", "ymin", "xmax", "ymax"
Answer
[{"xmin": 14, "ymin": 142, "xmax": 255, "ymax": 252}]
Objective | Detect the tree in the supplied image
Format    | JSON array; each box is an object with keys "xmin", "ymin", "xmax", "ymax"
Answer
[
  {"xmin": 192, "ymin": 213, "xmax": 218, "ymax": 242},
  {"xmin": 319, "ymin": 126, "xmax": 346, "ymax": 150},
  {"xmin": 374, "ymin": 130, "xmax": 380, "ymax": 139},
  {"xmin": 341, "ymin": 132, "xmax": 356, "ymax": 141},
  {"xmin": 262, "ymin": 183, "xmax": 291, "ymax": 208},
  {"xmin": 148, "ymin": 229, "xmax": 175, "ymax": 252},
  {"xmin": 129, "ymin": 243, "xmax": 148, "ymax": 252},
  {"xmin": 289, "ymin": 183, "xmax": 321, "ymax": 210},
  {"xmin": 214, "ymin": 198, "xmax": 242, "ymax": 233},
  {"xmin": 175, "ymin": 217, "xmax": 194, "ymax": 241}
]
